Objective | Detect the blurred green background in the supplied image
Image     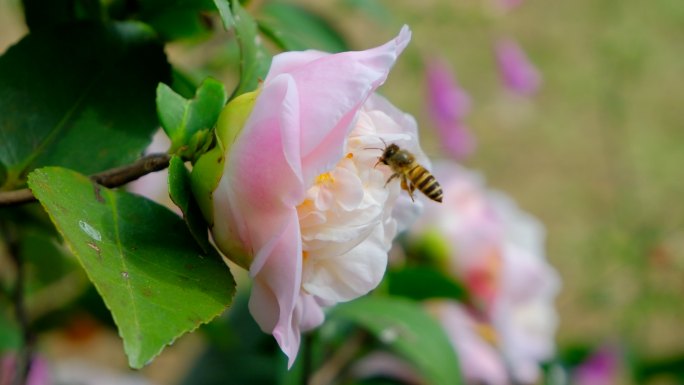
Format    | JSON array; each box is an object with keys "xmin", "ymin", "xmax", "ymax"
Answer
[{"xmin": 1, "ymin": 0, "xmax": 683, "ymax": 382}]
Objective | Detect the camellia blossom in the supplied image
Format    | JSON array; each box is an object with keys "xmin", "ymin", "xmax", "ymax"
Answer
[
  {"xmin": 409, "ymin": 162, "xmax": 560, "ymax": 384},
  {"xmin": 205, "ymin": 26, "xmax": 430, "ymax": 366},
  {"xmin": 425, "ymin": 58, "xmax": 475, "ymax": 159},
  {"xmin": 494, "ymin": 38, "xmax": 542, "ymax": 96}
]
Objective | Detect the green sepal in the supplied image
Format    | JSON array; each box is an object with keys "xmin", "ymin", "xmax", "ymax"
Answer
[
  {"xmin": 156, "ymin": 77, "xmax": 227, "ymax": 161},
  {"xmin": 190, "ymin": 90, "xmax": 258, "ymax": 228}
]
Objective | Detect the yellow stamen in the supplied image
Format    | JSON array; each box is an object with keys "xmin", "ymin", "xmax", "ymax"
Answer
[
  {"xmin": 316, "ymin": 172, "xmax": 334, "ymax": 184},
  {"xmin": 475, "ymin": 323, "xmax": 499, "ymax": 346}
]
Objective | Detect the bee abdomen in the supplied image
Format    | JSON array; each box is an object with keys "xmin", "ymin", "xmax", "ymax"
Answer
[{"xmin": 408, "ymin": 165, "xmax": 443, "ymax": 203}]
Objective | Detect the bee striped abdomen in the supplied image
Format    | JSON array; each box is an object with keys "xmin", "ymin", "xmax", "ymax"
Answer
[{"xmin": 408, "ymin": 165, "xmax": 443, "ymax": 202}]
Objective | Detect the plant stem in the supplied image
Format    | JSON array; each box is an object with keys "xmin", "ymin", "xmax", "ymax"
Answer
[{"xmin": 0, "ymin": 153, "xmax": 171, "ymax": 207}]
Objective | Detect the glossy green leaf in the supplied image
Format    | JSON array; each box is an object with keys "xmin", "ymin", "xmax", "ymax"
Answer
[
  {"xmin": 387, "ymin": 266, "xmax": 468, "ymax": 303},
  {"xmin": 0, "ymin": 21, "xmax": 170, "ymax": 190},
  {"xmin": 330, "ymin": 296, "xmax": 462, "ymax": 385},
  {"xmin": 168, "ymin": 156, "xmax": 212, "ymax": 253},
  {"xmin": 258, "ymin": 2, "xmax": 348, "ymax": 52},
  {"xmin": 156, "ymin": 78, "xmax": 227, "ymax": 159},
  {"xmin": 213, "ymin": 0, "xmax": 271, "ymax": 98},
  {"xmin": 28, "ymin": 167, "xmax": 235, "ymax": 368}
]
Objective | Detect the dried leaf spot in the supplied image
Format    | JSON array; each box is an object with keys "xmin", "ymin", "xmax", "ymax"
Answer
[{"xmin": 121, "ymin": 271, "xmax": 130, "ymax": 279}]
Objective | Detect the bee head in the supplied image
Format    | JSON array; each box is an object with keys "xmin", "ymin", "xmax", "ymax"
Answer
[{"xmin": 381, "ymin": 143, "xmax": 400, "ymax": 163}]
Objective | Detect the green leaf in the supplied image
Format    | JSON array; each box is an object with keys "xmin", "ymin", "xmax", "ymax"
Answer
[
  {"xmin": 28, "ymin": 167, "xmax": 235, "ymax": 368},
  {"xmin": 22, "ymin": 0, "xmax": 102, "ymax": 31},
  {"xmin": 156, "ymin": 78, "xmax": 227, "ymax": 159},
  {"xmin": 0, "ymin": 21, "xmax": 170, "ymax": 190},
  {"xmin": 257, "ymin": 2, "xmax": 348, "ymax": 52},
  {"xmin": 137, "ymin": 0, "xmax": 216, "ymax": 41},
  {"xmin": 168, "ymin": 156, "xmax": 212, "ymax": 253},
  {"xmin": 330, "ymin": 296, "xmax": 462, "ymax": 385},
  {"xmin": 213, "ymin": 0, "xmax": 271, "ymax": 98},
  {"xmin": 0, "ymin": 161, "xmax": 6, "ymax": 187},
  {"xmin": 0, "ymin": 308, "xmax": 21, "ymax": 352},
  {"xmin": 387, "ymin": 266, "xmax": 468, "ymax": 303}
]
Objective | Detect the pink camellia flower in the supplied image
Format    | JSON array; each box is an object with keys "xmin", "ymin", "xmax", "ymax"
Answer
[
  {"xmin": 494, "ymin": 38, "xmax": 542, "ymax": 96},
  {"xmin": 409, "ymin": 162, "xmax": 560, "ymax": 383},
  {"xmin": 204, "ymin": 26, "xmax": 430, "ymax": 366},
  {"xmin": 425, "ymin": 58, "xmax": 475, "ymax": 159}
]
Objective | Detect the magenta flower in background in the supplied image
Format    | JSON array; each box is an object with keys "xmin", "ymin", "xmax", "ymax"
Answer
[
  {"xmin": 1, "ymin": 355, "xmax": 51, "ymax": 385},
  {"xmin": 497, "ymin": 0, "xmax": 524, "ymax": 11},
  {"xmin": 573, "ymin": 346, "xmax": 621, "ymax": 385},
  {"xmin": 495, "ymin": 38, "xmax": 542, "ymax": 96},
  {"xmin": 425, "ymin": 59, "xmax": 475, "ymax": 159}
]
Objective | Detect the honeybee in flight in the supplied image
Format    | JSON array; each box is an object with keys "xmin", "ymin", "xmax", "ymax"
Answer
[{"xmin": 372, "ymin": 141, "xmax": 443, "ymax": 203}]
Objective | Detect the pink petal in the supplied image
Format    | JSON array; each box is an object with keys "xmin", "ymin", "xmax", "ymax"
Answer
[
  {"xmin": 267, "ymin": 25, "xmax": 412, "ymax": 185},
  {"xmin": 495, "ymin": 38, "xmax": 542, "ymax": 96}
]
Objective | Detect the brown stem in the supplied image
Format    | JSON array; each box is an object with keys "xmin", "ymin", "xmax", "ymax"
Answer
[
  {"xmin": 309, "ymin": 331, "xmax": 367, "ymax": 385},
  {"xmin": 0, "ymin": 153, "xmax": 171, "ymax": 207}
]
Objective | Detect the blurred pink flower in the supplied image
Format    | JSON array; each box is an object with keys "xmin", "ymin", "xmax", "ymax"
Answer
[
  {"xmin": 497, "ymin": 0, "xmax": 524, "ymax": 11},
  {"xmin": 573, "ymin": 346, "xmax": 621, "ymax": 385},
  {"xmin": 210, "ymin": 26, "xmax": 429, "ymax": 366},
  {"xmin": 425, "ymin": 59, "xmax": 475, "ymax": 159},
  {"xmin": 495, "ymin": 38, "xmax": 542, "ymax": 96},
  {"xmin": 1, "ymin": 355, "xmax": 51, "ymax": 385},
  {"xmin": 428, "ymin": 301, "xmax": 509, "ymax": 385},
  {"xmin": 409, "ymin": 162, "xmax": 560, "ymax": 383}
]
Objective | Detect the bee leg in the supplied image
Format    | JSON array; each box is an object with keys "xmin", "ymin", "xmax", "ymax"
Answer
[
  {"xmin": 401, "ymin": 175, "xmax": 415, "ymax": 202},
  {"xmin": 384, "ymin": 173, "xmax": 400, "ymax": 187}
]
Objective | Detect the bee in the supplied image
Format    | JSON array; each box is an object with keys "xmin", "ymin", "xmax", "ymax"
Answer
[{"xmin": 373, "ymin": 142, "xmax": 443, "ymax": 203}]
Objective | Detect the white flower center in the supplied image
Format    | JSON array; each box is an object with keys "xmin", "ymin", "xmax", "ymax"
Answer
[{"xmin": 295, "ymin": 113, "xmax": 403, "ymax": 303}]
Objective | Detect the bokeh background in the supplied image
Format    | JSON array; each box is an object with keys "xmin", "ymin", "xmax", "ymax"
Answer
[{"xmin": 1, "ymin": 0, "xmax": 683, "ymax": 383}]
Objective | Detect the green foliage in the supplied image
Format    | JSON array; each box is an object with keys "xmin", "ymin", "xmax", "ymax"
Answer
[
  {"xmin": 387, "ymin": 266, "xmax": 468, "ymax": 303},
  {"xmin": 0, "ymin": 308, "xmax": 21, "ymax": 352},
  {"xmin": 257, "ymin": 2, "xmax": 348, "ymax": 52},
  {"xmin": 168, "ymin": 156, "xmax": 212, "ymax": 253},
  {"xmin": 331, "ymin": 296, "xmax": 462, "ymax": 385},
  {"xmin": 156, "ymin": 78, "xmax": 227, "ymax": 160},
  {"xmin": 137, "ymin": 0, "xmax": 216, "ymax": 41},
  {"xmin": 28, "ymin": 167, "xmax": 236, "ymax": 368},
  {"xmin": 180, "ymin": 294, "xmax": 284, "ymax": 385},
  {"xmin": 22, "ymin": 0, "xmax": 102, "ymax": 31},
  {"xmin": 213, "ymin": 0, "xmax": 271, "ymax": 98},
  {"xmin": 0, "ymin": 21, "xmax": 170, "ymax": 190}
]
